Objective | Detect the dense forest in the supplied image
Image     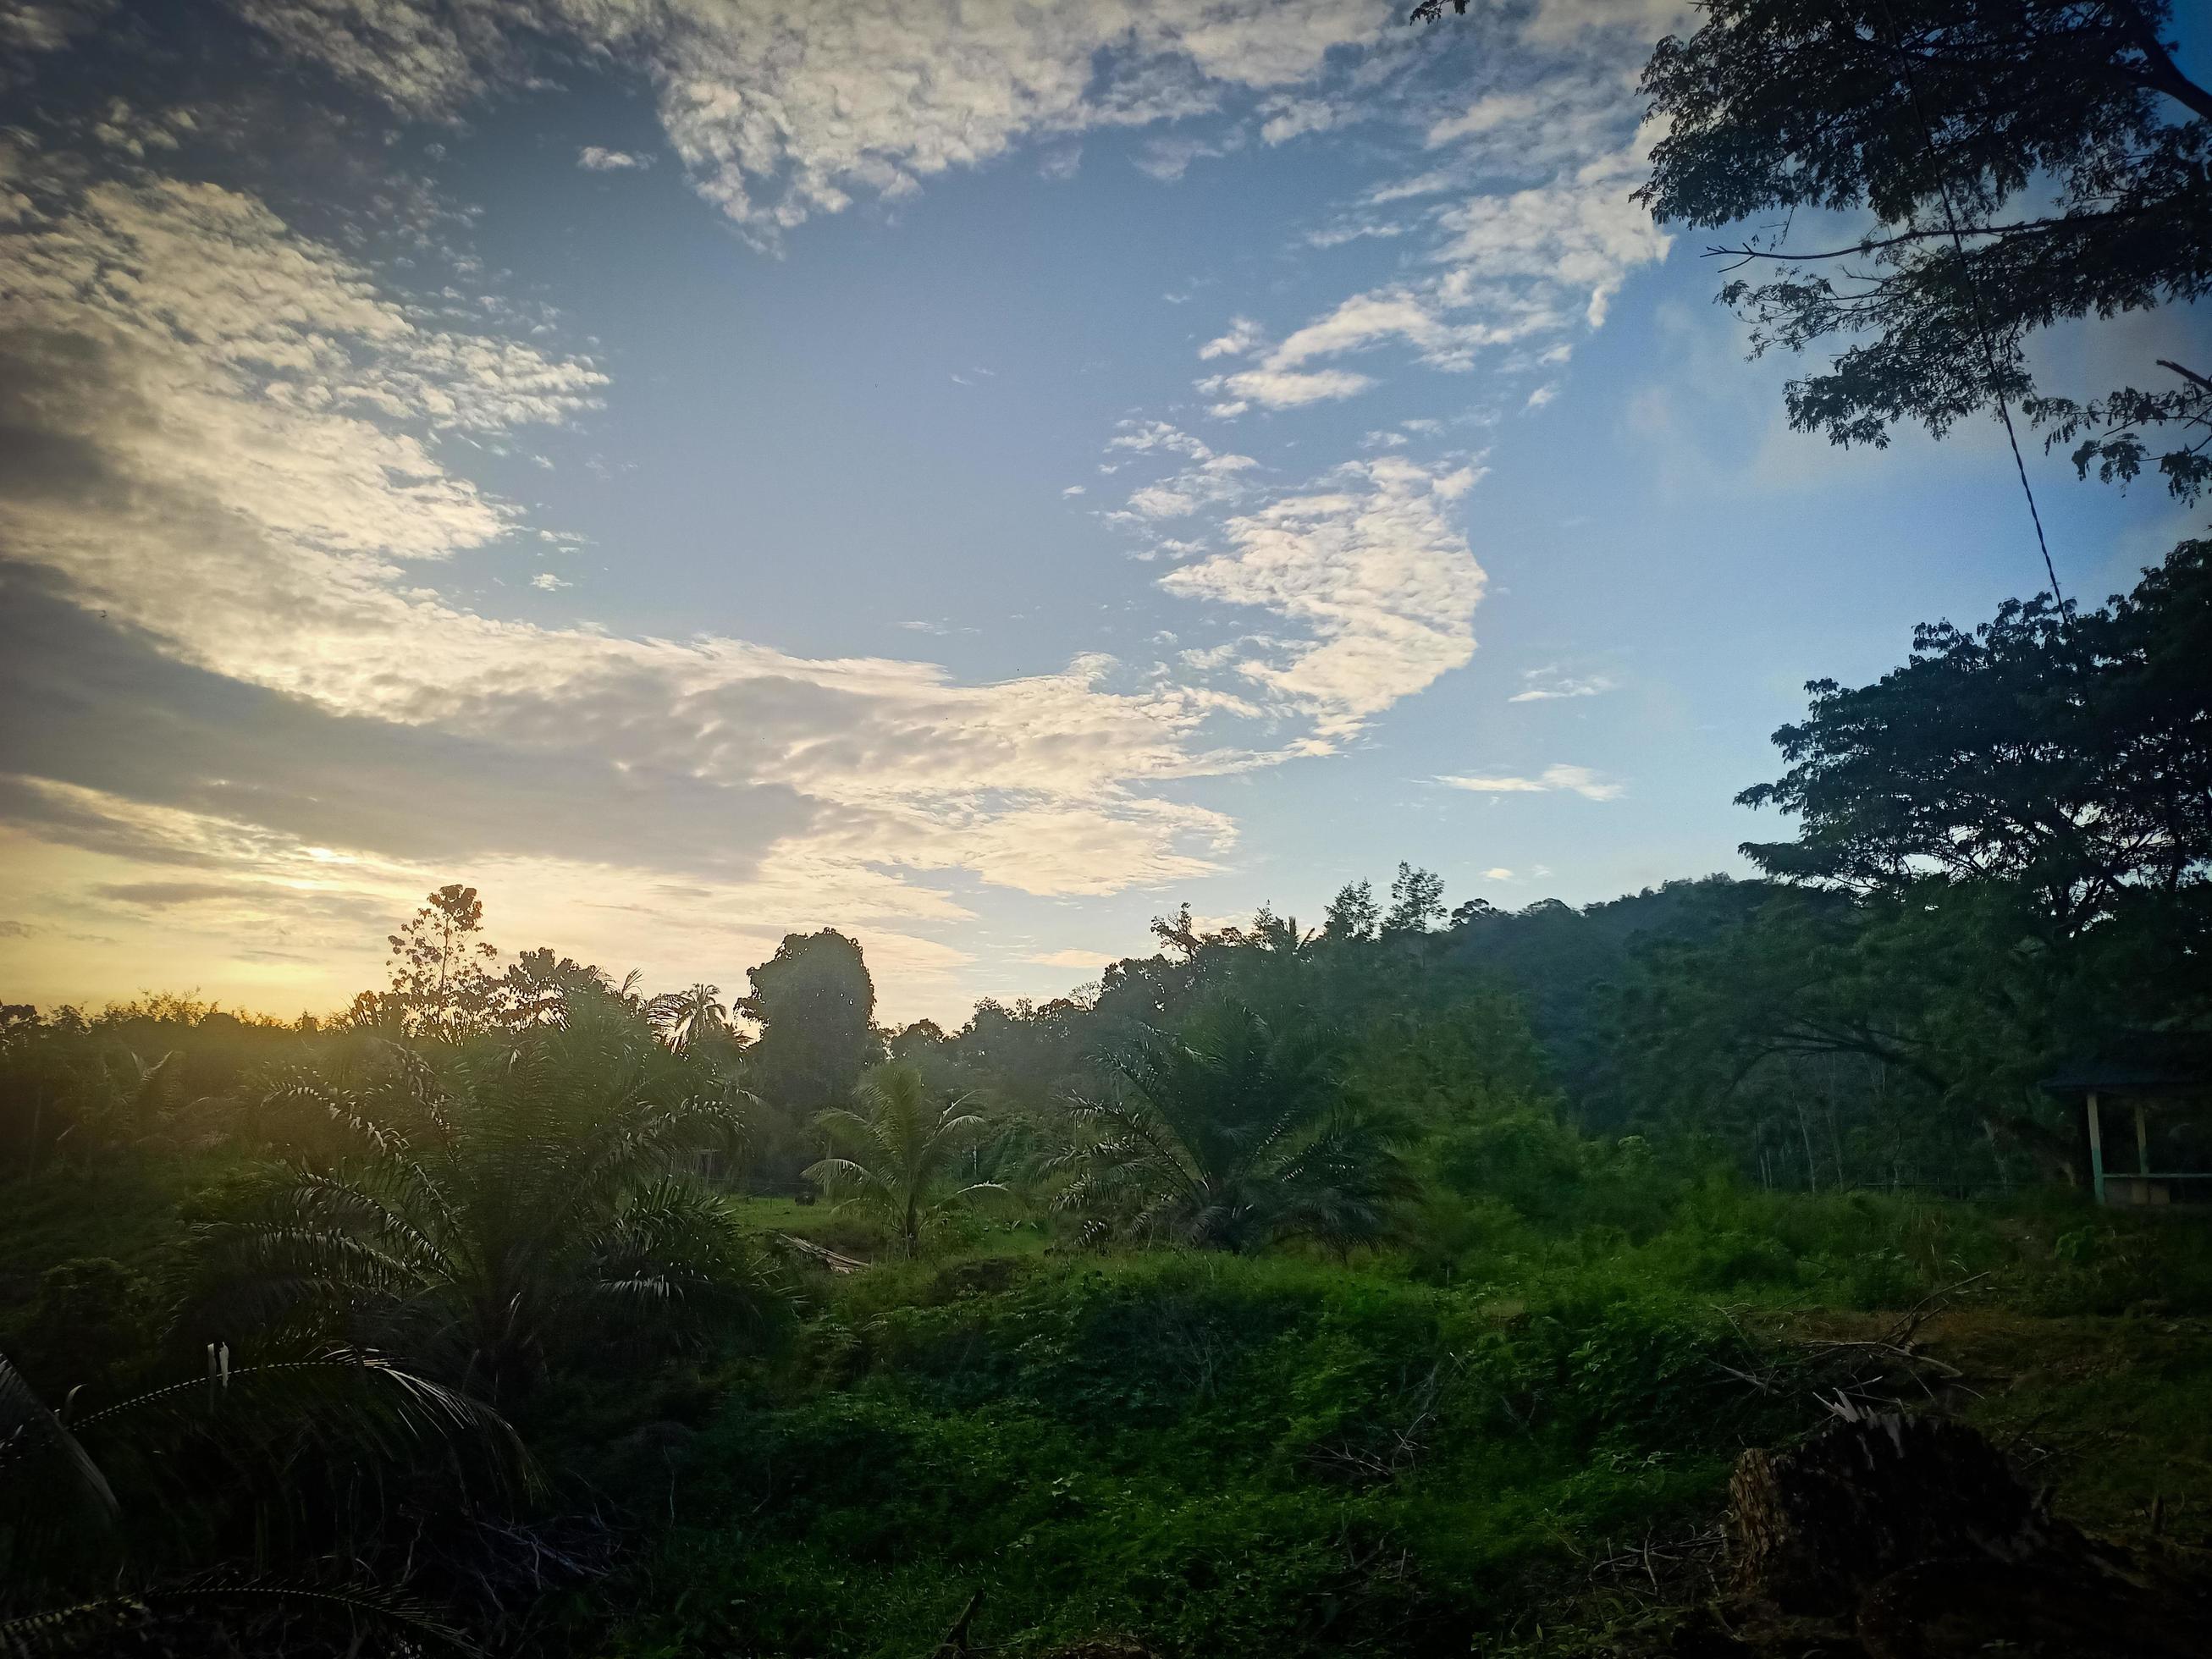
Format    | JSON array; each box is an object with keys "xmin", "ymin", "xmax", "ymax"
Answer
[{"xmin": 7, "ymin": 0, "xmax": 2212, "ymax": 1654}]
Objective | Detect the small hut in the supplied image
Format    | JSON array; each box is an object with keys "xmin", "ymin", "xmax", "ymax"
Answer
[{"xmin": 2042, "ymin": 1052, "xmax": 2211, "ymax": 1207}]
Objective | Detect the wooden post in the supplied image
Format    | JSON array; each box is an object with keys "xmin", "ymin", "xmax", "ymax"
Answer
[
  {"xmin": 2135, "ymin": 1101, "xmax": 2154, "ymax": 1207},
  {"xmin": 2087, "ymin": 1092, "xmax": 2106, "ymax": 1205}
]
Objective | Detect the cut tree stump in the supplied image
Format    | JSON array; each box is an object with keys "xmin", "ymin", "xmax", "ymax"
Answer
[
  {"xmin": 1728, "ymin": 1406, "xmax": 2073, "ymax": 1614},
  {"xmin": 1724, "ymin": 1405, "xmax": 2209, "ymax": 1657}
]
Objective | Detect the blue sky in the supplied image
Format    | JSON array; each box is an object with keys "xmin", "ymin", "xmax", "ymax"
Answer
[{"xmin": 1, "ymin": 0, "xmax": 2205, "ymax": 1022}]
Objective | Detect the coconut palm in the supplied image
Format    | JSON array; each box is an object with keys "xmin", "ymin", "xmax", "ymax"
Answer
[
  {"xmin": 1056, "ymin": 998, "xmax": 1412, "ymax": 1254},
  {"xmin": 648, "ymin": 984, "xmax": 731, "ymax": 1055},
  {"xmin": 803, "ymin": 1063, "xmax": 1002, "ymax": 1259},
  {"xmin": 191, "ymin": 1014, "xmax": 781, "ymax": 1400}
]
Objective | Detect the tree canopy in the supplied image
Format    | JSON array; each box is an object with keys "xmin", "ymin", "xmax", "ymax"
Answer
[
  {"xmin": 1737, "ymin": 538, "xmax": 2212, "ymax": 936},
  {"xmin": 1634, "ymin": 0, "xmax": 2212, "ymax": 499}
]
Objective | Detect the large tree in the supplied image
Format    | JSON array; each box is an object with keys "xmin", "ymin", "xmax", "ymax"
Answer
[
  {"xmin": 739, "ymin": 930, "xmax": 881, "ymax": 1110},
  {"xmin": 1631, "ymin": 0, "xmax": 2212, "ymax": 504},
  {"xmin": 1737, "ymin": 539, "xmax": 2212, "ymax": 938}
]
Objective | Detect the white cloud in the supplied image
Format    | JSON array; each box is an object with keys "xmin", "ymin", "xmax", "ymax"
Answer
[
  {"xmin": 530, "ymin": 571, "xmax": 571, "ymax": 592},
  {"xmin": 1204, "ymin": 367, "xmax": 1376, "ymax": 409},
  {"xmin": 1161, "ymin": 456, "xmax": 1486, "ymax": 737},
  {"xmin": 1481, "ymin": 867, "xmax": 1514, "ymax": 880},
  {"xmin": 577, "ymin": 146, "xmax": 654, "ymax": 171},
  {"xmin": 1509, "ymin": 667, "xmax": 1615, "ymax": 702},
  {"xmin": 1110, "ymin": 418, "xmax": 1214, "ymax": 459},
  {"xmin": 1438, "ymin": 764, "xmax": 1623, "ymax": 801},
  {"xmin": 1426, "ymin": 90, "xmax": 1544, "ymax": 147},
  {"xmin": 0, "ymin": 152, "xmax": 1266, "ymax": 987},
  {"xmin": 231, "ymin": 0, "xmax": 1396, "ymax": 236},
  {"xmin": 1029, "ymin": 946, "xmax": 1120, "ymax": 970},
  {"xmin": 1199, "ymin": 316, "xmax": 1264, "ymax": 360}
]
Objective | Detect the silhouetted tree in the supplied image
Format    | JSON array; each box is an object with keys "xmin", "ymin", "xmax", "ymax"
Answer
[
  {"xmin": 1383, "ymin": 863, "xmax": 1447, "ymax": 934},
  {"xmin": 1324, "ymin": 879, "xmax": 1380, "ymax": 941},
  {"xmin": 740, "ymin": 930, "xmax": 882, "ymax": 1113},
  {"xmin": 1739, "ymin": 540, "xmax": 2212, "ymax": 937},
  {"xmin": 385, "ymin": 885, "xmax": 501, "ymax": 1039},
  {"xmin": 1631, "ymin": 0, "xmax": 2212, "ymax": 498}
]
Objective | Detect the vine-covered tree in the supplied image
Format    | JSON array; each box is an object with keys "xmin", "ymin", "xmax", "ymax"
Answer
[{"xmin": 739, "ymin": 930, "xmax": 881, "ymax": 1109}]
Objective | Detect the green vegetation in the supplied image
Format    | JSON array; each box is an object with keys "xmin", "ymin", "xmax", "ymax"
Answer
[
  {"xmin": 6, "ymin": 9, "xmax": 2212, "ymax": 1652},
  {"xmin": 5, "ymin": 535, "xmax": 2211, "ymax": 1654}
]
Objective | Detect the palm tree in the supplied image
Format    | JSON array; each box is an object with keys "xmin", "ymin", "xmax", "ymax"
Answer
[
  {"xmin": 803, "ymin": 1063, "xmax": 1002, "ymax": 1259},
  {"xmin": 2, "ymin": 1346, "xmax": 511, "ymax": 1651},
  {"xmin": 648, "ymin": 984, "xmax": 731, "ymax": 1055},
  {"xmin": 191, "ymin": 1013, "xmax": 781, "ymax": 1400},
  {"xmin": 1056, "ymin": 998, "xmax": 1411, "ymax": 1254}
]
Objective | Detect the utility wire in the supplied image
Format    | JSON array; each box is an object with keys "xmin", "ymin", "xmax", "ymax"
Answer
[{"xmin": 1873, "ymin": 0, "xmax": 2065, "ymax": 610}]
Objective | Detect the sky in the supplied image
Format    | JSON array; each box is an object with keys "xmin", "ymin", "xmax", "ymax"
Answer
[{"xmin": 1, "ymin": 0, "xmax": 2206, "ymax": 1027}]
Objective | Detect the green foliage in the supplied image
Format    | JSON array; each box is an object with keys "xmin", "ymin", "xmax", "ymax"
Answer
[
  {"xmin": 185, "ymin": 1014, "xmax": 784, "ymax": 1400},
  {"xmin": 805, "ymin": 1063, "xmax": 1003, "ymax": 1258},
  {"xmin": 1057, "ymin": 1000, "xmax": 1414, "ymax": 1254},
  {"xmin": 1635, "ymin": 0, "xmax": 2212, "ymax": 496},
  {"xmin": 1739, "ymin": 542, "xmax": 2212, "ymax": 929}
]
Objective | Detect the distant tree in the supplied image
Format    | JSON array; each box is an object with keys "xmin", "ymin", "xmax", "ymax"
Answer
[
  {"xmin": 1383, "ymin": 863, "xmax": 1447, "ymax": 934},
  {"xmin": 739, "ymin": 930, "xmax": 882, "ymax": 1109},
  {"xmin": 1058, "ymin": 999, "xmax": 1411, "ymax": 1254},
  {"xmin": 1323, "ymin": 879, "xmax": 1381, "ymax": 942},
  {"xmin": 1631, "ymin": 0, "xmax": 2212, "ymax": 500},
  {"xmin": 385, "ymin": 885, "xmax": 501, "ymax": 1039},
  {"xmin": 648, "ymin": 984, "xmax": 732, "ymax": 1055},
  {"xmin": 887, "ymin": 1018, "xmax": 950, "ymax": 1060},
  {"xmin": 803, "ymin": 1062, "xmax": 1001, "ymax": 1258},
  {"xmin": 498, "ymin": 947, "xmax": 617, "ymax": 1028},
  {"xmin": 1247, "ymin": 902, "xmax": 1314, "ymax": 956},
  {"xmin": 1738, "ymin": 539, "xmax": 2212, "ymax": 937},
  {"xmin": 1149, "ymin": 901, "xmax": 1205, "ymax": 960}
]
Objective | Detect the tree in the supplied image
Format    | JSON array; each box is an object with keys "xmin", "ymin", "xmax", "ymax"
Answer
[
  {"xmin": 739, "ymin": 930, "xmax": 881, "ymax": 1110},
  {"xmin": 1324, "ymin": 879, "xmax": 1380, "ymax": 942},
  {"xmin": 190, "ymin": 1015, "xmax": 777, "ymax": 1401},
  {"xmin": 1632, "ymin": 0, "xmax": 2212, "ymax": 501},
  {"xmin": 1383, "ymin": 863, "xmax": 1447, "ymax": 934},
  {"xmin": 498, "ymin": 947, "xmax": 618, "ymax": 1028},
  {"xmin": 803, "ymin": 1062, "xmax": 1001, "ymax": 1258},
  {"xmin": 385, "ymin": 885, "xmax": 501, "ymax": 1039},
  {"xmin": 2, "ymin": 1346, "xmax": 510, "ymax": 1651},
  {"xmin": 1738, "ymin": 539, "xmax": 2212, "ymax": 938},
  {"xmin": 1057, "ymin": 999, "xmax": 1412, "ymax": 1254},
  {"xmin": 648, "ymin": 984, "xmax": 733, "ymax": 1055}
]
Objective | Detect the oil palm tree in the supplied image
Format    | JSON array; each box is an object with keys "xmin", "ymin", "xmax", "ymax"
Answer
[
  {"xmin": 2, "ymin": 1345, "xmax": 511, "ymax": 1653},
  {"xmin": 191, "ymin": 1013, "xmax": 781, "ymax": 1400},
  {"xmin": 1056, "ymin": 998, "xmax": 1412, "ymax": 1254},
  {"xmin": 803, "ymin": 1063, "xmax": 1002, "ymax": 1259}
]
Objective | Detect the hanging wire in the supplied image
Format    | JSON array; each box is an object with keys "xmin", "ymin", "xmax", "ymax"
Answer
[{"xmin": 1873, "ymin": 0, "xmax": 2065, "ymax": 609}]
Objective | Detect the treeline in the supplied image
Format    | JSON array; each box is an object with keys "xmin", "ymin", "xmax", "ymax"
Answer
[{"xmin": 8, "ymin": 539, "xmax": 2211, "ymax": 1214}]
